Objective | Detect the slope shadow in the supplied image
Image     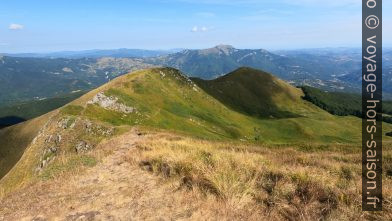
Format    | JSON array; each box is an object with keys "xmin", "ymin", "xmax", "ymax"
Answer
[
  {"xmin": 191, "ymin": 67, "xmax": 302, "ymax": 119},
  {"xmin": 0, "ymin": 116, "xmax": 26, "ymax": 129}
]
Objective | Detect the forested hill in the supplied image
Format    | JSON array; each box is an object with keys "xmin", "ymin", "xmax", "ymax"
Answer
[{"xmin": 300, "ymin": 86, "xmax": 392, "ymax": 123}]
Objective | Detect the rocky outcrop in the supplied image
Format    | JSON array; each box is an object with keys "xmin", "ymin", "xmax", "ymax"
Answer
[
  {"xmin": 36, "ymin": 133, "xmax": 61, "ymax": 172},
  {"xmin": 57, "ymin": 117, "xmax": 76, "ymax": 129},
  {"xmin": 84, "ymin": 119, "xmax": 114, "ymax": 136},
  {"xmin": 87, "ymin": 92, "xmax": 135, "ymax": 114},
  {"xmin": 75, "ymin": 141, "xmax": 93, "ymax": 153}
]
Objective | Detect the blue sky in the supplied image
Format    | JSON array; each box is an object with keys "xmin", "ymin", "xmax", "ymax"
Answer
[{"xmin": 0, "ymin": 0, "xmax": 390, "ymax": 52}]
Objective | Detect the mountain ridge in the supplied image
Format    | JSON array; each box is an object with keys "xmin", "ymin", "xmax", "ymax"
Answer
[
  {"xmin": 0, "ymin": 67, "xmax": 373, "ymax": 193},
  {"xmin": 2, "ymin": 67, "xmax": 392, "ymax": 220},
  {"xmin": 1, "ymin": 48, "xmax": 182, "ymax": 59}
]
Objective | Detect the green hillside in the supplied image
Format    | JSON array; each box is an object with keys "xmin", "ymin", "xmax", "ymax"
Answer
[
  {"xmin": 301, "ymin": 86, "xmax": 392, "ymax": 123},
  {"xmin": 73, "ymin": 67, "xmax": 365, "ymax": 144},
  {"xmin": 300, "ymin": 86, "xmax": 362, "ymax": 116},
  {"xmin": 192, "ymin": 67, "xmax": 302, "ymax": 118}
]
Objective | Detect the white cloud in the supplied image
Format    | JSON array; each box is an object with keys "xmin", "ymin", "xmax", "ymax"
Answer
[
  {"xmin": 191, "ymin": 26, "xmax": 213, "ymax": 32},
  {"xmin": 9, "ymin": 23, "xmax": 24, "ymax": 30}
]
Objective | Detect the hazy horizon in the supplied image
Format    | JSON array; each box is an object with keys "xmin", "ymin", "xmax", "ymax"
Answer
[
  {"xmin": 1, "ymin": 0, "xmax": 391, "ymax": 53},
  {"xmin": 0, "ymin": 45, "xmax": 378, "ymax": 55}
]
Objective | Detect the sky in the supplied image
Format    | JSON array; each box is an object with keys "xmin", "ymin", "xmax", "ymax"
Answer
[{"xmin": 0, "ymin": 0, "xmax": 390, "ymax": 53}]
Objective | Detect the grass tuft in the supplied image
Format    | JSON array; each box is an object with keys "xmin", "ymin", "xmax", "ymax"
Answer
[
  {"xmin": 61, "ymin": 105, "xmax": 84, "ymax": 116},
  {"xmin": 39, "ymin": 155, "xmax": 97, "ymax": 180}
]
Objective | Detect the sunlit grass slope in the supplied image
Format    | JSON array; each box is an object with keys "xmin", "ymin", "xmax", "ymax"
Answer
[
  {"xmin": 126, "ymin": 133, "xmax": 392, "ymax": 220},
  {"xmin": 71, "ymin": 67, "xmax": 367, "ymax": 144}
]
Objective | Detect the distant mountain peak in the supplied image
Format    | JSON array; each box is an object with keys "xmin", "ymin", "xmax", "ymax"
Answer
[
  {"xmin": 199, "ymin": 45, "xmax": 236, "ymax": 56},
  {"xmin": 215, "ymin": 45, "xmax": 235, "ymax": 54},
  {"xmin": 214, "ymin": 44, "xmax": 235, "ymax": 50}
]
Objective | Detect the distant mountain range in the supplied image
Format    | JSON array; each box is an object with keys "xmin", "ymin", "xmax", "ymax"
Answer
[
  {"xmin": 0, "ymin": 56, "xmax": 155, "ymax": 106},
  {"xmin": 2, "ymin": 48, "xmax": 183, "ymax": 59},
  {"xmin": 1, "ymin": 45, "xmax": 392, "ymax": 108},
  {"xmin": 148, "ymin": 45, "xmax": 364, "ymax": 92}
]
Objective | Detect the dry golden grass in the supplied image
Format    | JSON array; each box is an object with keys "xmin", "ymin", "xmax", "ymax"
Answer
[
  {"xmin": 125, "ymin": 132, "xmax": 392, "ymax": 221},
  {"xmin": 0, "ymin": 130, "xmax": 268, "ymax": 220},
  {"xmin": 1, "ymin": 129, "xmax": 391, "ymax": 220}
]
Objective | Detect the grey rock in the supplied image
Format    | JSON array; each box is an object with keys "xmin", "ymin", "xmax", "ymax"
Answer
[
  {"xmin": 41, "ymin": 159, "xmax": 47, "ymax": 168},
  {"xmin": 87, "ymin": 92, "xmax": 135, "ymax": 114},
  {"xmin": 58, "ymin": 117, "xmax": 71, "ymax": 129},
  {"xmin": 49, "ymin": 146, "xmax": 58, "ymax": 153},
  {"xmin": 66, "ymin": 211, "xmax": 101, "ymax": 221},
  {"xmin": 45, "ymin": 135, "xmax": 53, "ymax": 143},
  {"xmin": 55, "ymin": 134, "xmax": 62, "ymax": 144},
  {"xmin": 75, "ymin": 141, "xmax": 92, "ymax": 153}
]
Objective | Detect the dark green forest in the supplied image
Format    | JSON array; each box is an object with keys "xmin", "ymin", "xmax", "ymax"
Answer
[{"xmin": 300, "ymin": 86, "xmax": 392, "ymax": 124}]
